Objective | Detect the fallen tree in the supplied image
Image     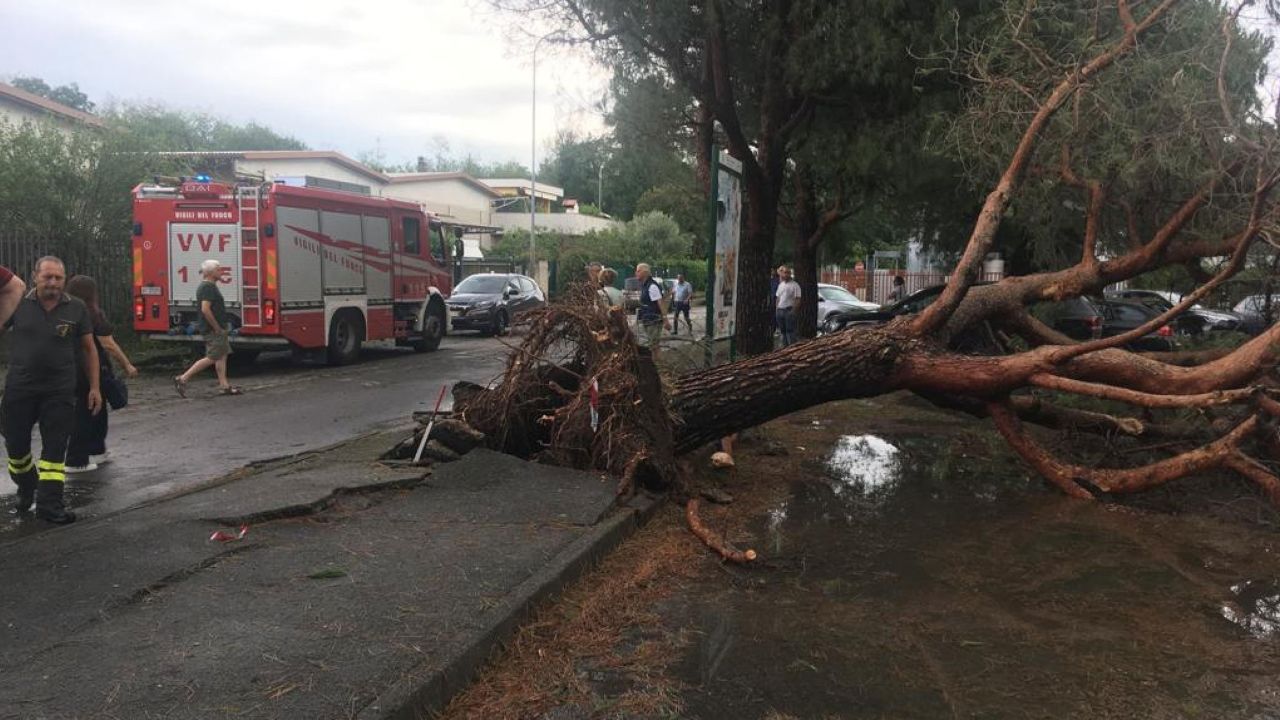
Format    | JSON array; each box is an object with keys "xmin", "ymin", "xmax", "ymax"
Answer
[{"xmin": 458, "ymin": 1, "xmax": 1280, "ymax": 558}]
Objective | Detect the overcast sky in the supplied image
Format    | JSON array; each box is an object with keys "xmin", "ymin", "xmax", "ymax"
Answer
[{"xmin": 0, "ymin": 0, "xmax": 609, "ymax": 167}]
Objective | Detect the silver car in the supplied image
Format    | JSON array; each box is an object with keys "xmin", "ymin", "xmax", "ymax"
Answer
[{"xmin": 818, "ymin": 283, "xmax": 878, "ymax": 333}]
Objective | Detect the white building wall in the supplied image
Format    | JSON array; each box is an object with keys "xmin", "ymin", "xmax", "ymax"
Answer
[
  {"xmin": 385, "ymin": 178, "xmax": 492, "ymax": 227},
  {"xmin": 233, "ymin": 158, "xmax": 384, "ymax": 194},
  {"xmin": 387, "ymin": 177, "xmax": 501, "ymax": 256},
  {"xmin": 490, "ymin": 212, "xmax": 620, "ymax": 236},
  {"xmin": 0, "ymin": 99, "xmax": 83, "ymax": 135}
]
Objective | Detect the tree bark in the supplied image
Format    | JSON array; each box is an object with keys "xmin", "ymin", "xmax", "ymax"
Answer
[
  {"xmin": 792, "ymin": 168, "xmax": 821, "ymax": 339},
  {"xmin": 671, "ymin": 326, "xmax": 909, "ymax": 452},
  {"xmin": 735, "ymin": 166, "xmax": 783, "ymax": 356}
]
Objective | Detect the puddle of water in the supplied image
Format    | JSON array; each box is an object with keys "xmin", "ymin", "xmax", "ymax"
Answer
[
  {"xmin": 0, "ymin": 473, "xmax": 104, "ymax": 540},
  {"xmin": 1221, "ymin": 579, "xmax": 1280, "ymax": 639},
  {"xmin": 670, "ymin": 430, "xmax": 1280, "ymax": 718}
]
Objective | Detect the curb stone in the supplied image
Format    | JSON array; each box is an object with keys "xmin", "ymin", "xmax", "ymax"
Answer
[{"xmin": 358, "ymin": 492, "xmax": 665, "ymax": 720}]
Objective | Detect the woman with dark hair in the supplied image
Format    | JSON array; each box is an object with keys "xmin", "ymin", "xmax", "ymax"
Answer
[{"xmin": 64, "ymin": 275, "xmax": 138, "ymax": 473}]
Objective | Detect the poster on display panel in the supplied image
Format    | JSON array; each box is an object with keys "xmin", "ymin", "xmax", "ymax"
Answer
[{"xmin": 712, "ymin": 152, "xmax": 742, "ymax": 340}]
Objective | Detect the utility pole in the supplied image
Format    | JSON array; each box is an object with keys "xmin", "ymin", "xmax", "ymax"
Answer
[
  {"xmin": 597, "ymin": 154, "xmax": 610, "ymax": 213},
  {"xmin": 530, "ymin": 34, "xmax": 556, "ymax": 273}
]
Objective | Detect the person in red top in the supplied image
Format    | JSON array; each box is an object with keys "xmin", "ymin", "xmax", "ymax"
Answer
[{"xmin": 0, "ymin": 264, "xmax": 26, "ymax": 328}]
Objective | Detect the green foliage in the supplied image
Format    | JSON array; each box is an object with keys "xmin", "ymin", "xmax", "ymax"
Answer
[
  {"xmin": 538, "ymin": 131, "xmax": 610, "ymax": 210},
  {"xmin": 0, "ymin": 91, "xmax": 302, "ymax": 320},
  {"xmin": 0, "ymin": 119, "xmax": 181, "ymax": 318},
  {"xmin": 939, "ymin": 1, "xmax": 1272, "ymax": 269},
  {"xmin": 492, "ymin": 211, "xmax": 693, "ymax": 265},
  {"xmin": 634, "ymin": 179, "xmax": 704, "ymax": 253},
  {"xmin": 619, "ymin": 211, "xmax": 691, "ymax": 259},
  {"xmin": 106, "ymin": 104, "xmax": 306, "ymax": 151},
  {"xmin": 11, "ymin": 76, "xmax": 95, "ymax": 112}
]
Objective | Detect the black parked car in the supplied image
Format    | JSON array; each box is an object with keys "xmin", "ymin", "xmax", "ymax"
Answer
[
  {"xmin": 1104, "ymin": 288, "xmax": 1240, "ymax": 335},
  {"xmin": 1046, "ymin": 296, "xmax": 1177, "ymax": 352},
  {"xmin": 831, "ymin": 284, "xmax": 1177, "ymax": 352},
  {"xmin": 447, "ymin": 273, "xmax": 545, "ymax": 335},
  {"xmin": 828, "ymin": 284, "xmax": 954, "ymax": 332},
  {"xmin": 828, "ymin": 283, "xmax": 1002, "ymax": 353}
]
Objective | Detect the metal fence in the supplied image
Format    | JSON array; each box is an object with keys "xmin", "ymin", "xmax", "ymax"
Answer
[
  {"xmin": 0, "ymin": 229, "xmax": 133, "ymax": 326},
  {"xmin": 820, "ymin": 269, "xmax": 1006, "ymax": 305}
]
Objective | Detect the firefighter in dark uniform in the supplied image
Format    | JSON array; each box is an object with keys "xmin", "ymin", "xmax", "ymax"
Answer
[{"xmin": 3, "ymin": 257, "xmax": 101, "ymax": 523}]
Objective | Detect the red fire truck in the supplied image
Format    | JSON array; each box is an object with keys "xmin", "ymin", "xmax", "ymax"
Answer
[{"xmin": 131, "ymin": 178, "xmax": 452, "ymax": 364}]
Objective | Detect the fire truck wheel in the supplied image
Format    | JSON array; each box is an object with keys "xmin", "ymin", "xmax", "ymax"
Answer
[
  {"xmin": 327, "ymin": 312, "xmax": 363, "ymax": 366},
  {"xmin": 413, "ymin": 305, "xmax": 445, "ymax": 353}
]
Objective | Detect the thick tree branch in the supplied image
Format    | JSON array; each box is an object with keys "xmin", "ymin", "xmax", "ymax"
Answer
[
  {"xmin": 991, "ymin": 401, "xmax": 1260, "ymax": 497},
  {"xmin": 1048, "ymin": 205, "xmax": 1262, "ymax": 364},
  {"xmin": 1224, "ymin": 453, "xmax": 1280, "ymax": 505},
  {"xmin": 1060, "ymin": 320, "xmax": 1280, "ymax": 395},
  {"xmin": 1027, "ymin": 374, "xmax": 1259, "ymax": 408},
  {"xmin": 704, "ymin": 0, "xmax": 759, "ymax": 178},
  {"xmin": 913, "ymin": 0, "xmax": 1181, "ymax": 336}
]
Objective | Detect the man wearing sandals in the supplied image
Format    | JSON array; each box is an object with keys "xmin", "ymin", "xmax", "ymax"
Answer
[{"xmin": 174, "ymin": 259, "xmax": 241, "ymax": 397}]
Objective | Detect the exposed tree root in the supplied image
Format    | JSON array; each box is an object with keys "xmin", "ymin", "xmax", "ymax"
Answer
[
  {"xmin": 456, "ymin": 283, "xmax": 678, "ymax": 493},
  {"xmin": 685, "ymin": 498, "xmax": 757, "ymax": 564}
]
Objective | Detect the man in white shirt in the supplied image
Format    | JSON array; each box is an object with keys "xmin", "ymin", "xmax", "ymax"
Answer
[
  {"xmin": 635, "ymin": 263, "xmax": 670, "ymax": 355},
  {"xmin": 774, "ymin": 265, "xmax": 801, "ymax": 347},
  {"xmin": 670, "ymin": 274, "xmax": 694, "ymax": 335}
]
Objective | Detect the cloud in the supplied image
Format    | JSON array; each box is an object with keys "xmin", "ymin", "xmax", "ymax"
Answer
[{"xmin": 0, "ymin": 0, "xmax": 610, "ymax": 164}]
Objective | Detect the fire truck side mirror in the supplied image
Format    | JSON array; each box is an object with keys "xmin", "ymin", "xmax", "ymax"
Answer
[{"xmin": 453, "ymin": 239, "xmax": 464, "ymax": 260}]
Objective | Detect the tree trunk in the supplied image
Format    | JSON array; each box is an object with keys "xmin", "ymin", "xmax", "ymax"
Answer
[
  {"xmin": 671, "ymin": 326, "xmax": 909, "ymax": 452},
  {"xmin": 735, "ymin": 166, "xmax": 783, "ymax": 356},
  {"xmin": 792, "ymin": 169, "xmax": 820, "ymax": 339},
  {"xmin": 793, "ymin": 242, "xmax": 819, "ymax": 338}
]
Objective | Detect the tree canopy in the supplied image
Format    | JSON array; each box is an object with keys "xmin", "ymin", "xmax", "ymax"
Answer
[{"xmin": 10, "ymin": 76, "xmax": 95, "ymax": 113}]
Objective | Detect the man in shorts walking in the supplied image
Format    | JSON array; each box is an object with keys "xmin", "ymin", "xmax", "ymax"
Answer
[{"xmin": 174, "ymin": 260, "xmax": 242, "ymax": 397}]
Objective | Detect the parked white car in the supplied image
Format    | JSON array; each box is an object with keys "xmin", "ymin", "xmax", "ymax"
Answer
[{"xmin": 818, "ymin": 283, "xmax": 878, "ymax": 333}]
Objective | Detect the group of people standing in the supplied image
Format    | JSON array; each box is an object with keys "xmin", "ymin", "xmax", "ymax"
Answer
[
  {"xmin": 0, "ymin": 256, "xmax": 237, "ymax": 525},
  {"xmin": 0, "ymin": 257, "xmax": 134, "ymax": 523},
  {"xmin": 585, "ymin": 260, "xmax": 808, "ymax": 350},
  {"xmin": 587, "ymin": 262, "xmax": 696, "ymax": 357}
]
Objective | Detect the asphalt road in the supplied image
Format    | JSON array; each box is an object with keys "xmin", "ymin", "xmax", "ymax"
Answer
[{"xmin": 1, "ymin": 332, "xmax": 512, "ymax": 538}]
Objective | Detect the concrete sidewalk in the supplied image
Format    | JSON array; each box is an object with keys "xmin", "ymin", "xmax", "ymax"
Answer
[{"xmin": 0, "ymin": 432, "xmax": 657, "ymax": 719}]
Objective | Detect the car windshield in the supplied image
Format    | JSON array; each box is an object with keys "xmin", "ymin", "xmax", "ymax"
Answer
[
  {"xmin": 820, "ymin": 286, "xmax": 860, "ymax": 303},
  {"xmin": 454, "ymin": 275, "xmax": 509, "ymax": 294}
]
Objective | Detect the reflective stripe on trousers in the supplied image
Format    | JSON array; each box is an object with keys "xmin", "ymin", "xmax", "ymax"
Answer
[
  {"xmin": 8, "ymin": 454, "xmax": 35, "ymax": 475},
  {"xmin": 37, "ymin": 459, "xmax": 65, "ymax": 483}
]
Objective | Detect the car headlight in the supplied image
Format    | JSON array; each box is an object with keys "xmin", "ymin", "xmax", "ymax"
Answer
[{"xmin": 474, "ymin": 300, "xmax": 496, "ymax": 310}]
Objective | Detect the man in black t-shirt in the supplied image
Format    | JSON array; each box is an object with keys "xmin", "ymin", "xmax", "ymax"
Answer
[
  {"xmin": 174, "ymin": 259, "xmax": 241, "ymax": 397},
  {"xmin": 2, "ymin": 257, "xmax": 101, "ymax": 523}
]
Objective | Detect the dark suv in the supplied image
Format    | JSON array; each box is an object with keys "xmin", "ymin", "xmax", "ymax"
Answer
[
  {"xmin": 1105, "ymin": 289, "xmax": 1240, "ymax": 335},
  {"xmin": 1045, "ymin": 296, "xmax": 1177, "ymax": 351},
  {"xmin": 447, "ymin": 273, "xmax": 545, "ymax": 335}
]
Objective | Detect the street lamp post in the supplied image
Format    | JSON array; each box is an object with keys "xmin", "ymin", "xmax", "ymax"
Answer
[
  {"xmin": 530, "ymin": 34, "xmax": 556, "ymax": 274},
  {"xmin": 597, "ymin": 155, "xmax": 609, "ymax": 213}
]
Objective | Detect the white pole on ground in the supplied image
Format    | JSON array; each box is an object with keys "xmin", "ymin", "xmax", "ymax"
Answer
[{"xmin": 413, "ymin": 384, "xmax": 449, "ymax": 464}]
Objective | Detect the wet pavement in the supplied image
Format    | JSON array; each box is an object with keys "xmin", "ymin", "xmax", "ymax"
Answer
[
  {"xmin": 664, "ymin": 414, "xmax": 1280, "ymax": 719},
  {"xmin": 1, "ymin": 334, "xmax": 510, "ymax": 540},
  {"xmin": 0, "ymin": 431, "xmax": 654, "ymax": 719}
]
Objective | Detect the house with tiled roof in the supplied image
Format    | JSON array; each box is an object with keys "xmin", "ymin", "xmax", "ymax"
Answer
[{"xmin": 0, "ymin": 81, "xmax": 104, "ymax": 132}]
